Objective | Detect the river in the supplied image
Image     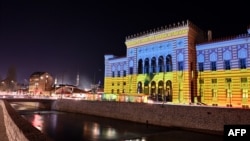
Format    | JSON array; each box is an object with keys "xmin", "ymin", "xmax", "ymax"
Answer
[{"xmin": 11, "ymin": 103, "xmax": 223, "ymax": 141}]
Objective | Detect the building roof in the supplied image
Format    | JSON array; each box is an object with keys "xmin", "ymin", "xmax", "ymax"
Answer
[{"xmin": 30, "ymin": 72, "xmax": 47, "ymax": 77}]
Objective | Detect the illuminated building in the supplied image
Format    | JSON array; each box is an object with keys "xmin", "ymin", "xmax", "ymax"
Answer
[
  {"xmin": 104, "ymin": 20, "xmax": 250, "ymax": 107},
  {"xmin": 29, "ymin": 72, "xmax": 53, "ymax": 95},
  {"xmin": 196, "ymin": 28, "xmax": 250, "ymax": 108}
]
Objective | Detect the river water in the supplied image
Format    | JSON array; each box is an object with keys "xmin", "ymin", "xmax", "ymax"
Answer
[{"xmin": 11, "ymin": 103, "xmax": 223, "ymax": 141}]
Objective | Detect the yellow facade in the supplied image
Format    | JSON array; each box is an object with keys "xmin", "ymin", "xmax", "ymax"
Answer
[{"xmin": 198, "ymin": 69, "xmax": 250, "ymax": 107}]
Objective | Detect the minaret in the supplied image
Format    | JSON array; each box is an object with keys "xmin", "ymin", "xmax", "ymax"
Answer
[
  {"xmin": 54, "ymin": 76, "xmax": 57, "ymax": 85},
  {"xmin": 76, "ymin": 71, "xmax": 79, "ymax": 87}
]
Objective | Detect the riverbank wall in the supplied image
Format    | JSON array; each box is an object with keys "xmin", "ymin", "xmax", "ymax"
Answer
[
  {"xmin": 52, "ymin": 99, "xmax": 250, "ymax": 135},
  {"xmin": 0, "ymin": 100, "xmax": 52, "ymax": 141}
]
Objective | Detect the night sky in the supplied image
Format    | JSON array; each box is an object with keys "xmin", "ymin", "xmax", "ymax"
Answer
[{"xmin": 0, "ymin": 1, "xmax": 249, "ymax": 89}]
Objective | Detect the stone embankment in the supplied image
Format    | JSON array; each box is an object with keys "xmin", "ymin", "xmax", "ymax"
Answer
[
  {"xmin": 52, "ymin": 99, "xmax": 250, "ymax": 135},
  {"xmin": 1, "ymin": 98, "xmax": 250, "ymax": 140},
  {"xmin": 0, "ymin": 100, "xmax": 52, "ymax": 141}
]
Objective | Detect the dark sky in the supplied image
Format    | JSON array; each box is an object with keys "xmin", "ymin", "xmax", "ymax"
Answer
[{"xmin": 0, "ymin": 1, "xmax": 249, "ymax": 88}]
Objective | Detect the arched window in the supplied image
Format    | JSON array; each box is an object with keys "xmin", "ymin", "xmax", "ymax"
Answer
[
  {"xmin": 138, "ymin": 59, "xmax": 143, "ymax": 74},
  {"xmin": 238, "ymin": 48, "xmax": 247, "ymax": 69},
  {"xmin": 144, "ymin": 58, "xmax": 150, "ymax": 74},
  {"xmin": 198, "ymin": 54, "xmax": 204, "ymax": 72},
  {"xmin": 223, "ymin": 50, "xmax": 231, "ymax": 70},
  {"xmin": 210, "ymin": 52, "xmax": 217, "ymax": 71},
  {"xmin": 166, "ymin": 55, "xmax": 172, "ymax": 72},
  {"xmin": 137, "ymin": 82, "xmax": 142, "ymax": 93}
]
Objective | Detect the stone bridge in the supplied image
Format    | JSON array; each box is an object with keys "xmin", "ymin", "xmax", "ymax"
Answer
[{"xmin": 3, "ymin": 98, "xmax": 56, "ymax": 110}]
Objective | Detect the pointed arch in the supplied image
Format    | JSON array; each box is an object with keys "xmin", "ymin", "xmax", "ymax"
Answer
[
  {"xmin": 137, "ymin": 81, "xmax": 143, "ymax": 93},
  {"xmin": 144, "ymin": 58, "xmax": 150, "ymax": 74},
  {"xmin": 138, "ymin": 59, "xmax": 143, "ymax": 74},
  {"xmin": 166, "ymin": 80, "xmax": 173, "ymax": 102},
  {"xmin": 166, "ymin": 54, "xmax": 172, "ymax": 72}
]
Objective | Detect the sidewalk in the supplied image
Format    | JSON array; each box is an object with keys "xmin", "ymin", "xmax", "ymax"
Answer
[{"xmin": 0, "ymin": 104, "xmax": 9, "ymax": 141}]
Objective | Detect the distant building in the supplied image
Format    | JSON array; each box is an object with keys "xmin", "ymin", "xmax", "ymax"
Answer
[
  {"xmin": 104, "ymin": 20, "xmax": 250, "ymax": 108},
  {"xmin": 28, "ymin": 72, "xmax": 53, "ymax": 95},
  {"xmin": 54, "ymin": 84, "xmax": 86, "ymax": 96}
]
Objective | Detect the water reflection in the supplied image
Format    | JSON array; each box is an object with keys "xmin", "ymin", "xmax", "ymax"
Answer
[
  {"xmin": 84, "ymin": 122, "xmax": 101, "ymax": 139},
  {"xmin": 13, "ymin": 104, "xmax": 223, "ymax": 141},
  {"xmin": 83, "ymin": 122, "xmax": 119, "ymax": 140},
  {"xmin": 32, "ymin": 114, "xmax": 44, "ymax": 131}
]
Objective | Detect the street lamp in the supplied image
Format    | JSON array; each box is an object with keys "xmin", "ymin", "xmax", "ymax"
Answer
[{"xmin": 228, "ymin": 82, "xmax": 232, "ymax": 107}]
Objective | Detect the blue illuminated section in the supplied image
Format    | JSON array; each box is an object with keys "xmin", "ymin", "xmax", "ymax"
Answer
[
  {"xmin": 137, "ymin": 40, "xmax": 173, "ymax": 60},
  {"xmin": 127, "ymin": 48, "xmax": 136, "ymax": 57},
  {"xmin": 134, "ymin": 37, "xmax": 188, "ymax": 72},
  {"xmin": 196, "ymin": 35, "xmax": 250, "ymax": 71},
  {"xmin": 196, "ymin": 37, "xmax": 249, "ymax": 50},
  {"xmin": 176, "ymin": 38, "xmax": 185, "ymax": 48},
  {"xmin": 105, "ymin": 36, "xmax": 189, "ymax": 78},
  {"xmin": 105, "ymin": 56, "xmax": 127, "ymax": 77}
]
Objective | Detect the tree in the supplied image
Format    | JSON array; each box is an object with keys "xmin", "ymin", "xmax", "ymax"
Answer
[{"xmin": 6, "ymin": 65, "xmax": 17, "ymax": 92}]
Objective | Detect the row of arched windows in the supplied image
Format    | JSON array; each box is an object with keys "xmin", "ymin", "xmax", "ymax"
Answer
[{"xmin": 138, "ymin": 55, "xmax": 173, "ymax": 74}]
